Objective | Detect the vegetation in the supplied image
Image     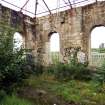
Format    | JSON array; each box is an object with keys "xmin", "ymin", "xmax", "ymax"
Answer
[
  {"xmin": 0, "ymin": 92, "xmax": 33, "ymax": 105},
  {"xmin": 0, "ymin": 23, "xmax": 34, "ymax": 94},
  {"xmin": 91, "ymin": 48, "xmax": 105, "ymax": 53},
  {"xmin": 24, "ymin": 74, "xmax": 105, "ymax": 105},
  {"xmin": 93, "ymin": 61, "xmax": 105, "ymax": 88},
  {"xmin": 0, "ymin": 22, "xmax": 44, "ymax": 104},
  {"xmin": 49, "ymin": 63, "xmax": 92, "ymax": 81},
  {"xmin": 21, "ymin": 57, "xmax": 105, "ymax": 105},
  {"xmin": 51, "ymin": 52, "xmax": 60, "ymax": 64}
]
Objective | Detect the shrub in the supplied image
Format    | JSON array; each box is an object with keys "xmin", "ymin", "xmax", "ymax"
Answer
[
  {"xmin": 0, "ymin": 25, "xmax": 33, "ymax": 93},
  {"xmin": 74, "ymin": 64, "xmax": 92, "ymax": 81},
  {"xmin": 50, "ymin": 63, "xmax": 92, "ymax": 81},
  {"xmin": 93, "ymin": 61, "xmax": 105, "ymax": 87},
  {"xmin": 0, "ymin": 90, "xmax": 6, "ymax": 102},
  {"xmin": 54, "ymin": 63, "xmax": 74, "ymax": 80},
  {"xmin": 25, "ymin": 52, "xmax": 43, "ymax": 76}
]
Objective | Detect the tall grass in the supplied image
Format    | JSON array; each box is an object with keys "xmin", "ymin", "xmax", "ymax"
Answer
[{"xmin": 0, "ymin": 94, "xmax": 33, "ymax": 105}]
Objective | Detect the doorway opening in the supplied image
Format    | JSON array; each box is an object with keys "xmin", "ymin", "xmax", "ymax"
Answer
[
  {"xmin": 49, "ymin": 32, "xmax": 60, "ymax": 64},
  {"xmin": 90, "ymin": 26, "xmax": 105, "ymax": 66}
]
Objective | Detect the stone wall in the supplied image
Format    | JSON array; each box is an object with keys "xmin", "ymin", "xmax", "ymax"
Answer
[
  {"xmin": 36, "ymin": 1, "xmax": 105, "ymax": 65},
  {"xmin": 82, "ymin": 1, "xmax": 105, "ymax": 61},
  {"xmin": 36, "ymin": 8, "xmax": 83, "ymax": 65},
  {"xmin": 0, "ymin": 1, "xmax": 105, "ymax": 65}
]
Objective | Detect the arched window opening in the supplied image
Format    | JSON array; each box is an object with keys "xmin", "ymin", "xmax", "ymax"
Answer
[
  {"xmin": 90, "ymin": 26, "xmax": 105, "ymax": 66},
  {"xmin": 13, "ymin": 32, "xmax": 23, "ymax": 52},
  {"xmin": 49, "ymin": 32, "xmax": 60, "ymax": 64},
  {"xmin": 91, "ymin": 26, "xmax": 105, "ymax": 49},
  {"xmin": 50, "ymin": 33, "xmax": 60, "ymax": 52}
]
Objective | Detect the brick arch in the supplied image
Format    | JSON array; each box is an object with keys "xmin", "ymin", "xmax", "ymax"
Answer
[
  {"xmin": 89, "ymin": 25, "xmax": 105, "ymax": 49},
  {"xmin": 48, "ymin": 31, "xmax": 58, "ymax": 40},
  {"xmin": 41, "ymin": 31, "xmax": 61, "ymax": 65},
  {"xmin": 13, "ymin": 32, "xmax": 25, "ymax": 44},
  {"xmin": 90, "ymin": 25, "xmax": 105, "ymax": 33},
  {"xmin": 48, "ymin": 31, "xmax": 60, "ymax": 51},
  {"xmin": 13, "ymin": 31, "xmax": 22, "ymax": 36}
]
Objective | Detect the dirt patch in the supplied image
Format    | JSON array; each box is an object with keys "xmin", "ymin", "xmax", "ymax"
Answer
[{"xmin": 18, "ymin": 86, "xmax": 79, "ymax": 105}]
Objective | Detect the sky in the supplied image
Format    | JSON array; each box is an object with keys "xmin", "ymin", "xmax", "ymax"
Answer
[
  {"xmin": 13, "ymin": 32, "xmax": 23, "ymax": 50},
  {"xmin": 0, "ymin": 0, "xmax": 102, "ymax": 17},
  {"xmin": 50, "ymin": 33, "xmax": 60, "ymax": 52},
  {"xmin": 91, "ymin": 26, "xmax": 105, "ymax": 48}
]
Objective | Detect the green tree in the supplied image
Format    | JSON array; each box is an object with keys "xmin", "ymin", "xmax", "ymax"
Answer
[{"xmin": 0, "ymin": 24, "xmax": 30, "ymax": 93}]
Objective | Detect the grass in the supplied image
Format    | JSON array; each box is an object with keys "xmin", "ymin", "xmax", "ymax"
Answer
[
  {"xmin": 0, "ymin": 94, "xmax": 34, "ymax": 105},
  {"xmin": 24, "ymin": 74, "xmax": 105, "ymax": 105}
]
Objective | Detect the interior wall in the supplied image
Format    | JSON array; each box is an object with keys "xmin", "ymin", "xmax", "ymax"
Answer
[
  {"xmin": 0, "ymin": 1, "xmax": 105, "ymax": 65},
  {"xmin": 36, "ymin": 8, "xmax": 83, "ymax": 65},
  {"xmin": 82, "ymin": 1, "xmax": 105, "ymax": 62}
]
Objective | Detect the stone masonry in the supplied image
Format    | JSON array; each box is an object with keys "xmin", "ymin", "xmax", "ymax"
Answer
[{"xmin": 0, "ymin": 1, "xmax": 105, "ymax": 65}]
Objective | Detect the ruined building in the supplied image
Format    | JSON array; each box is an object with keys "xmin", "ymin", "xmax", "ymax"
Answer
[{"xmin": 0, "ymin": 1, "xmax": 105, "ymax": 65}]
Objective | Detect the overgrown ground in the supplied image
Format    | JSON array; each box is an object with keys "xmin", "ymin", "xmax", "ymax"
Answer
[
  {"xmin": 0, "ymin": 94, "xmax": 34, "ymax": 105},
  {"xmin": 17, "ymin": 73, "xmax": 105, "ymax": 105},
  {"xmin": 1, "ymin": 67, "xmax": 105, "ymax": 105}
]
